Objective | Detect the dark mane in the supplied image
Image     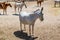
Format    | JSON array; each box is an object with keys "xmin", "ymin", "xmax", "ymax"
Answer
[{"xmin": 34, "ymin": 9, "xmax": 40, "ymax": 13}]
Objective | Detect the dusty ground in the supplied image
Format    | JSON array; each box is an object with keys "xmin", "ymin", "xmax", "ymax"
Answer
[{"xmin": 0, "ymin": 0, "xmax": 60, "ymax": 40}]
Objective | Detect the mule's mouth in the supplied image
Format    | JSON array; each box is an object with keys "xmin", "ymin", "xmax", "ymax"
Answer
[{"xmin": 41, "ymin": 18, "xmax": 44, "ymax": 21}]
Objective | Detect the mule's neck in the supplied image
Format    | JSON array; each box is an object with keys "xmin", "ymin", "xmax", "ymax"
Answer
[
  {"xmin": 32, "ymin": 13, "xmax": 39, "ymax": 22},
  {"xmin": 4, "ymin": 4, "xmax": 8, "ymax": 9}
]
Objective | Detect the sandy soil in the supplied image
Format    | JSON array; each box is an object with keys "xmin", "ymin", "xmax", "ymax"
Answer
[{"xmin": 0, "ymin": 0, "xmax": 60, "ymax": 40}]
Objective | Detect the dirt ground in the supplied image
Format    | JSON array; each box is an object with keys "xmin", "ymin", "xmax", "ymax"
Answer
[{"xmin": 0, "ymin": 0, "xmax": 60, "ymax": 40}]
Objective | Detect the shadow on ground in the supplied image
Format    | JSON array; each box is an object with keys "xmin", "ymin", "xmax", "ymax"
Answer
[
  {"xmin": 0, "ymin": 14, "xmax": 8, "ymax": 15},
  {"xmin": 14, "ymin": 31, "xmax": 38, "ymax": 40},
  {"xmin": 12, "ymin": 14, "xmax": 19, "ymax": 16},
  {"xmin": 53, "ymin": 6, "xmax": 60, "ymax": 8},
  {"xmin": 0, "ymin": 13, "xmax": 5, "ymax": 15}
]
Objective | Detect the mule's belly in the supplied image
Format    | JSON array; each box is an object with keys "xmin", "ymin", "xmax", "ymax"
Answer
[
  {"xmin": 20, "ymin": 18, "xmax": 34, "ymax": 25},
  {"xmin": 20, "ymin": 16, "xmax": 35, "ymax": 25},
  {"xmin": 16, "ymin": 2, "xmax": 23, "ymax": 8}
]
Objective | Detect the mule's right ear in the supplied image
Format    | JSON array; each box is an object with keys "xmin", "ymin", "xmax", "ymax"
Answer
[{"xmin": 41, "ymin": 7, "xmax": 43, "ymax": 11}]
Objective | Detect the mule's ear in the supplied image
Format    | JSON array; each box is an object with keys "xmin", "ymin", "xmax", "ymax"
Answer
[{"xmin": 41, "ymin": 7, "xmax": 43, "ymax": 11}]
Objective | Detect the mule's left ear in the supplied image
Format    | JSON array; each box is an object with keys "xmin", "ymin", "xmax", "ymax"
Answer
[{"xmin": 41, "ymin": 7, "xmax": 43, "ymax": 11}]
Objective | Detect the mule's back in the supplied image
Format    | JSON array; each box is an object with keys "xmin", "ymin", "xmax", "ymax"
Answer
[
  {"xmin": 37, "ymin": 0, "xmax": 44, "ymax": 2},
  {"xmin": 0, "ymin": 4, "xmax": 3, "ymax": 9}
]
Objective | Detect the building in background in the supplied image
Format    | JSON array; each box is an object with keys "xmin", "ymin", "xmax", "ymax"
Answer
[{"xmin": 0, "ymin": 0, "xmax": 49, "ymax": 1}]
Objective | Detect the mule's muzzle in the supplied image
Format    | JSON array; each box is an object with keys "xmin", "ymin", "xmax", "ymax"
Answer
[
  {"xmin": 41, "ymin": 18, "xmax": 44, "ymax": 21},
  {"xmin": 10, "ymin": 5, "xmax": 12, "ymax": 7}
]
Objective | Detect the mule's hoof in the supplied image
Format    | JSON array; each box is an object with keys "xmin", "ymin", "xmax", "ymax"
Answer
[
  {"xmin": 20, "ymin": 30, "xmax": 23, "ymax": 32},
  {"xmin": 31, "ymin": 35, "xmax": 34, "ymax": 37},
  {"xmin": 54, "ymin": 6, "xmax": 56, "ymax": 7},
  {"xmin": 23, "ymin": 29, "xmax": 26, "ymax": 31}
]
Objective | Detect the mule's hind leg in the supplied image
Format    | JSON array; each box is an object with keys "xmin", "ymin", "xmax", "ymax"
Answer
[
  {"xmin": 54, "ymin": 1, "xmax": 56, "ymax": 7},
  {"xmin": 29, "ymin": 25, "xmax": 31, "ymax": 36},
  {"xmin": 18, "ymin": 8, "xmax": 22, "ymax": 13},
  {"xmin": 20, "ymin": 21, "xmax": 22, "ymax": 31},
  {"xmin": 15, "ymin": 5, "xmax": 16, "ymax": 14},
  {"xmin": 18, "ymin": 7, "xmax": 20, "ymax": 13},
  {"xmin": 3, "ymin": 10, "xmax": 4, "ymax": 15},
  {"xmin": 59, "ymin": 1, "xmax": 60, "ymax": 7},
  {"xmin": 24, "ymin": 4, "xmax": 27, "ymax": 8}
]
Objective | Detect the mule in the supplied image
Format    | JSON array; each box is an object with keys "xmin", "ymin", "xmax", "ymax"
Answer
[
  {"xmin": 14, "ymin": 0, "xmax": 27, "ymax": 14},
  {"xmin": 0, "ymin": 2, "xmax": 12, "ymax": 15},
  {"xmin": 19, "ymin": 7, "xmax": 44, "ymax": 36},
  {"xmin": 37, "ymin": 0, "xmax": 44, "ymax": 7},
  {"xmin": 54, "ymin": 0, "xmax": 60, "ymax": 7}
]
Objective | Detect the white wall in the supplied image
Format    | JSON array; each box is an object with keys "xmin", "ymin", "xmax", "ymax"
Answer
[{"xmin": 0, "ymin": 0, "xmax": 14, "ymax": 2}]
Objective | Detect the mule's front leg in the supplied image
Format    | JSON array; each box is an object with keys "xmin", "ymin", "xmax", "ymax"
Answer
[
  {"xmin": 20, "ymin": 8, "xmax": 22, "ymax": 12},
  {"xmin": 15, "ymin": 5, "xmax": 16, "ymax": 14},
  {"xmin": 3, "ymin": 9, "xmax": 7, "ymax": 15},
  {"xmin": 39, "ymin": 2, "xmax": 42, "ymax": 6},
  {"xmin": 3, "ymin": 10, "xmax": 4, "ymax": 15},
  {"xmin": 32, "ymin": 24, "xmax": 34, "ymax": 37}
]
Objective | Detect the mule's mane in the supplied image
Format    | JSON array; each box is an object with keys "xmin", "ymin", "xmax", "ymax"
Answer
[{"xmin": 34, "ymin": 9, "xmax": 40, "ymax": 14}]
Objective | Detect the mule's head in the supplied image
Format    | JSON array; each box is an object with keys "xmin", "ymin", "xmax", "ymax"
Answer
[
  {"xmin": 39, "ymin": 11, "xmax": 44, "ymax": 21},
  {"xmin": 34, "ymin": 7, "xmax": 44, "ymax": 21},
  {"xmin": 6, "ymin": 3, "xmax": 12, "ymax": 7},
  {"xmin": 39, "ymin": 7, "xmax": 44, "ymax": 21},
  {"xmin": 8, "ymin": 3, "xmax": 12, "ymax": 7}
]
